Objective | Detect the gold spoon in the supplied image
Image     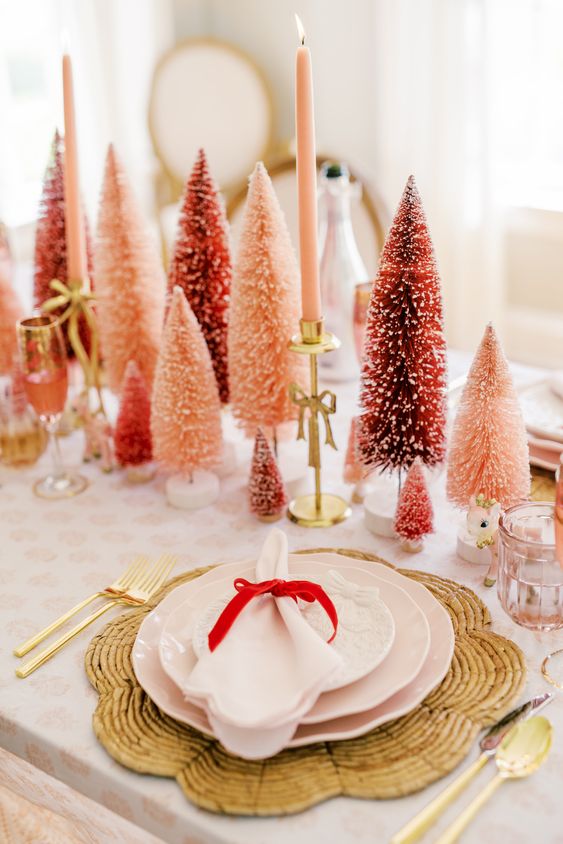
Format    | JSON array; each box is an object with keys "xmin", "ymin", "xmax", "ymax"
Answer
[{"xmin": 434, "ymin": 716, "xmax": 552, "ymax": 844}]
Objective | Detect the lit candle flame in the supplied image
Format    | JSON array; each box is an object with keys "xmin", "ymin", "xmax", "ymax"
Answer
[{"xmin": 295, "ymin": 13, "xmax": 306, "ymax": 45}]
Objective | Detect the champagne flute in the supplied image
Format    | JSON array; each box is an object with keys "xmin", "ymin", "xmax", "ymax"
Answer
[{"xmin": 17, "ymin": 315, "xmax": 87, "ymax": 499}]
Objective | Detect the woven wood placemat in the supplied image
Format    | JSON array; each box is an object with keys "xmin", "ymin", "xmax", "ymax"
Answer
[{"xmin": 85, "ymin": 549, "xmax": 526, "ymax": 816}]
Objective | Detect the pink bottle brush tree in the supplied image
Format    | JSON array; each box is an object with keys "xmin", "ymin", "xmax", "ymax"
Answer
[
  {"xmin": 33, "ymin": 130, "xmax": 94, "ymax": 356},
  {"xmin": 95, "ymin": 145, "xmax": 165, "ymax": 392},
  {"xmin": 151, "ymin": 286, "xmax": 223, "ymax": 509},
  {"xmin": 393, "ymin": 459, "xmax": 434, "ymax": 553},
  {"xmin": 168, "ymin": 148, "xmax": 230, "ymax": 404},
  {"xmin": 357, "ymin": 175, "xmax": 447, "ymax": 476},
  {"xmin": 114, "ymin": 360, "xmax": 154, "ymax": 483},
  {"xmin": 248, "ymin": 427, "xmax": 288, "ymax": 522},
  {"xmin": 228, "ymin": 162, "xmax": 307, "ymax": 447},
  {"xmin": 0, "ymin": 267, "xmax": 23, "ymax": 375},
  {"xmin": 447, "ymin": 322, "xmax": 530, "ymax": 510}
]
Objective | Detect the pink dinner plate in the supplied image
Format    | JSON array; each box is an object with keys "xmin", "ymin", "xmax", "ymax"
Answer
[
  {"xmin": 158, "ymin": 561, "xmax": 427, "ymax": 722},
  {"xmin": 132, "ymin": 553, "xmax": 453, "ymax": 745}
]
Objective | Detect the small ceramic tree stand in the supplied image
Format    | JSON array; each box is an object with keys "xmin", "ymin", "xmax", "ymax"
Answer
[
  {"xmin": 456, "ymin": 525, "xmax": 494, "ymax": 564},
  {"xmin": 278, "ymin": 450, "xmax": 308, "ymax": 499},
  {"xmin": 215, "ymin": 440, "xmax": 237, "ymax": 479},
  {"xmin": 125, "ymin": 463, "xmax": 156, "ymax": 484},
  {"xmin": 401, "ymin": 538, "xmax": 424, "ymax": 553},
  {"xmin": 166, "ymin": 470, "xmax": 219, "ymax": 510},
  {"xmin": 364, "ymin": 475, "xmax": 399, "ymax": 538}
]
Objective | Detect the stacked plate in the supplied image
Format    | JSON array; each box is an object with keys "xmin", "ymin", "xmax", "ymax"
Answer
[
  {"xmin": 132, "ymin": 550, "xmax": 455, "ymax": 760},
  {"xmin": 519, "ymin": 379, "xmax": 563, "ymax": 471}
]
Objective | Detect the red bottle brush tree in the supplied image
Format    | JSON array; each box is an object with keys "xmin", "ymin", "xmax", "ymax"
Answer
[
  {"xmin": 168, "ymin": 148, "xmax": 230, "ymax": 403},
  {"xmin": 357, "ymin": 175, "xmax": 447, "ymax": 474},
  {"xmin": 394, "ymin": 459, "xmax": 434, "ymax": 550},
  {"xmin": 33, "ymin": 130, "xmax": 94, "ymax": 354},
  {"xmin": 114, "ymin": 360, "xmax": 153, "ymax": 467},
  {"xmin": 447, "ymin": 323, "xmax": 530, "ymax": 508},
  {"xmin": 249, "ymin": 427, "xmax": 288, "ymax": 521},
  {"xmin": 95, "ymin": 145, "xmax": 165, "ymax": 391},
  {"xmin": 0, "ymin": 267, "xmax": 23, "ymax": 375},
  {"xmin": 229, "ymin": 162, "xmax": 307, "ymax": 440},
  {"xmin": 151, "ymin": 286, "xmax": 223, "ymax": 476}
]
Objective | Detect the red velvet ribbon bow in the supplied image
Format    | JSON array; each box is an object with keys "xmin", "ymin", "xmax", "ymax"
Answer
[{"xmin": 208, "ymin": 577, "xmax": 339, "ymax": 652}]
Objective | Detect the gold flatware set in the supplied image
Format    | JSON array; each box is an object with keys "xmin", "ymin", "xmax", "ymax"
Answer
[
  {"xmin": 14, "ymin": 554, "xmax": 177, "ymax": 678},
  {"xmin": 392, "ymin": 694, "xmax": 553, "ymax": 844}
]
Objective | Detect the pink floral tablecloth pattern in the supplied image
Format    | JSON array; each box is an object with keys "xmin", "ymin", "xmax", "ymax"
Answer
[{"xmin": 1, "ymin": 357, "xmax": 563, "ymax": 843}]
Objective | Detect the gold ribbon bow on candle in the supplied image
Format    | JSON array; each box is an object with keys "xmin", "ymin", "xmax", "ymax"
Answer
[
  {"xmin": 290, "ymin": 383, "xmax": 337, "ymax": 468},
  {"xmin": 42, "ymin": 277, "xmax": 104, "ymax": 415}
]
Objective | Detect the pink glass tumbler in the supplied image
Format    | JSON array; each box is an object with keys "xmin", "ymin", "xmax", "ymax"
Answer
[{"xmin": 497, "ymin": 502, "xmax": 563, "ymax": 631}]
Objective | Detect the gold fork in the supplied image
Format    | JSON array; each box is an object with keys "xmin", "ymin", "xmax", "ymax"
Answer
[
  {"xmin": 14, "ymin": 556, "xmax": 150, "ymax": 657},
  {"xmin": 16, "ymin": 554, "xmax": 177, "ymax": 678}
]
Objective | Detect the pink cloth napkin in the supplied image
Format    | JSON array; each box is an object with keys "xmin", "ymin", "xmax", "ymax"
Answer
[
  {"xmin": 182, "ymin": 529, "xmax": 343, "ymax": 729},
  {"xmin": 528, "ymin": 433, "xmax": 562, "ymax": 472}
]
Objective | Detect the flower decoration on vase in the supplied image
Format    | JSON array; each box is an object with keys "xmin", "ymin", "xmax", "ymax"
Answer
[
  {"xmin": 168, "ymin": 148, "xmax": 230, "ymax": 404},
  {"xmin": 33, "ymin": 130, "xmax": 94, "ymax": 359},
  {"xmin": 358, "ymin": 176, "xmax": 447, "ymax": 537},
  {"xmin": 228, "ymin": 162, "xmax": 308, "ymax": 486},
  {"xmin": 393, "ymin": 459, "xmax": 434, "ymax": 553},
  {"xmin": 447, "ymin": 322, "xmax": 530, "ymax": 567},
  {"xmin": 151, "ymin": 286, "xmax": 223, "ymax": 509},
  {"xmin": 0, "ymin": 265, "xmax": 23, "ymax": 375},
  {"xmin": 114, "ymin": 360, "xmax": 154, "ymax": 483},
  {"xmin": 248, "ymin": 427, "xmax": 288, "ymax": 522},
  {"xmin": 95, "ymin": 145, "xmax": 165, "ymax": 392},
  {"xmin": 343, "ymin": 416, "xmax": 368, "ymax": 504}
]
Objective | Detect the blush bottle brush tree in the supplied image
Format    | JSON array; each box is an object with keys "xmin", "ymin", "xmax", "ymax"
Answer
[
  {"xmin": 228, "ymin": 162, "xmax": 308, "ymax": 450},
  {"xmin": 168, "ymin": 148, "xmax": 230, "ymax": 404},
  {"xmin": 151, "ymin": 286, "xmax": 223, "ymax": 509},
  {"xmin": 393, "ymin": 459, "xmax": 434, "ymax": 553},
  {"xmin": 248, "ymin": 427, "xmax": 288, "ymax": 522},
  {"xmin": 447, "ymin": 323, "xmax": 530, "ymax": 509},
  {"xmin": 33, "ymin": 130, "xmax": 94, "ymax": 356},
  {"xmin": 114, "ymin": 360, "xmax": 154, "ymax": 483},
  {"xmin": 95, "ymin": 145, "xmax": 165, "ymax": 392},
  {"xmin": 358, "ymin": 176, "xmax": 447, "ymax": 537},
  {"xmin": 447, "ymin": 323, "xmax": 529, "ymax": 569},
  {"xmin": 0, "ymin": 267, "xmax": 23, "ymax": 375}
]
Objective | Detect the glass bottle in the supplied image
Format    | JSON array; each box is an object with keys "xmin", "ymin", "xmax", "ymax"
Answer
[{"xmin": 318, "ymin": 162, "xmax": 370, "ymax": 381}]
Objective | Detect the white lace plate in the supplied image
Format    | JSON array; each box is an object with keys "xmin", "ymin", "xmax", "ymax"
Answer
[{"xmin": 189, "ymin": 569, "xmax": 395, "ymax": 691}]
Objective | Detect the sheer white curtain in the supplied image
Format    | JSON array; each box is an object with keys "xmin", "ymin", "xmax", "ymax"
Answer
[
  {"xmin": 369, "ymin": 0, "xmax": 501, "ymax": 352},
  {"xmin": 57, "ymin": 0, "xmax": 174, "ymax": 216}
]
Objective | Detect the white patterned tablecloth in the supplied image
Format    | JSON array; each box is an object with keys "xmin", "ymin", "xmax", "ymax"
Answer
[{"xmin": 1, "ymin": 353, "xmax": 562, "ymax": 844}]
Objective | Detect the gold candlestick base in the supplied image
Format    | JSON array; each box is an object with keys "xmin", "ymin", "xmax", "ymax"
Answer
[
  {"xmin": 288, "ymin": 493, "xmax": 351, "ymax": 528},
  {"xmin": 287, "ymin": 317, "xmax": 350, "ymax": 528}
]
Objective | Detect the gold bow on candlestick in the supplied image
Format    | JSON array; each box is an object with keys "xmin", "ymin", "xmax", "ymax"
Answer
[
  {"xmin": 286, "ymin": 318, "xmax": 351, "ymax": 528},
  {"xmin": 42, "ymin": 278, "xmax": 105, "ymax": 416},
  {"xmin": 290, "ymin": 384, "xmax": 337, "ymax": 468}
]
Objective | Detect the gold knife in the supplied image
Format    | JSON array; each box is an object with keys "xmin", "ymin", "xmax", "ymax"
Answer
[{"xmin": 390, "ymin": 692, "xmax": 553, "ymax": 844}]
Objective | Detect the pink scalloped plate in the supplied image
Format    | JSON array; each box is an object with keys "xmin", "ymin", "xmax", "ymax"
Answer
[{"xmin": 132, "ymin": 553, "xmax": 453, "ymax": 747}]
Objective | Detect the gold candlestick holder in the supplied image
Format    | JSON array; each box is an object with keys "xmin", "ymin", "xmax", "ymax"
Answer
[{"xmin": 287, "ymin": 318, "xmax": 351, "ymax": 527}]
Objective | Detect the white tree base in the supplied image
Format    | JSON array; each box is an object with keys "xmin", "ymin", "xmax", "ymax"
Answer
[
  {"xmin": 351, "ymin": 479, "xmax": 370, "ymax": 504},
  {"xmin": 278, "ymin": 452, "xmax": 309, "ymax": 499},
  {"xmin": 165, "ymin": 471, "xmax": 219, "ymax": 510},
  {"xmin": 125, "ymin": 463, "xmax": 156, "ymax": 484},
  {"xmin": 364, "ymin": 487, "xmax": 399, "ymax": 538},
  {"xmin": 401, "ymin": 538, "xmax": 424, "ymax": 553},
  {"xmin": 457, "ymin": 525, "xmax": 493, "ymax": 565},
  {"xmin": 214, "ymin": 441, "xmax": 237, "ymax": 479}
]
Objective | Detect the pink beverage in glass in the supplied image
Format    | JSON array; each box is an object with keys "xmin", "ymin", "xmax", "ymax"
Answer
[{"xmin": 24, "ymin": 369, "xmax": 68, "ymax": 417}]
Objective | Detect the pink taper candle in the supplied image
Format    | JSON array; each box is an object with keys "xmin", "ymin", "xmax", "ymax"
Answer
[
  {"xmin": 62, "ymin": 51, "xmax": 86, "ymax": 281},
  {"xmin": 295, "ymin": 15, "xmax": 322, "ymax": 323}
]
